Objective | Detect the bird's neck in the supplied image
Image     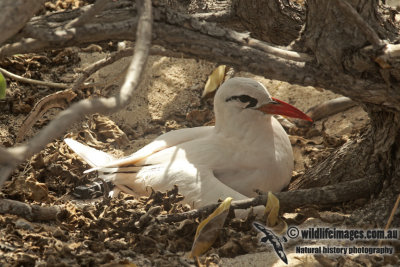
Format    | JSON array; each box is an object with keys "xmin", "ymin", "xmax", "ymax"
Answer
[{"xmin": 214, "ymin": 110, "xmax": 275, "ymax": 143}]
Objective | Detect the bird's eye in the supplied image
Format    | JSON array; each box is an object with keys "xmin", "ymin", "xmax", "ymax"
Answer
[
  {"xmin": 225, "ymin": 94, "xmax": 258, "ymax": 108},
  {"xmin": 237, "ymin": 95, "xmax": 253, "ymax": 103}
]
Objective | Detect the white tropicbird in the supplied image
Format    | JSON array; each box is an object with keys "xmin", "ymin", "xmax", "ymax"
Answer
[{"xmin": 65, "ymin": 77, "xmax": 312, "ymax": 208}]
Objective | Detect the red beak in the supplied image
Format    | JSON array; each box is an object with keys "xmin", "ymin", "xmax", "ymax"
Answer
[{"xmin": 257, "ymin": 97, "xmax": 313, "ymax": 122}]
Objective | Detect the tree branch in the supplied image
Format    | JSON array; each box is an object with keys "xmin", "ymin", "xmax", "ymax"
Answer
[
  {"xmin": 66, "ymin": 0, "xmax": 110, "ymax": 28},
  {"xmin": 0, "ymin": 0, "xmax": 153, "ymax": 185},
  {"xmin": 158, "ymin": 176, "xmax": 380, "ymax": 223},
  {"xmin": 0, "ymin": 2, "xmax": 397, "ymax": 110},
  {"xmin": 235, "ymin": 0, "xmax": 305, "ymax": 45},
  {"xmin": 334, "ymin": 0, "xmax": 384, "ymax": 49}
]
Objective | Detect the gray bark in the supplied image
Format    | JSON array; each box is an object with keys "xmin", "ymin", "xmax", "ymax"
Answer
[{"xmin": 235, "ymin": 0, "xmax": 305, "ymax": 45}]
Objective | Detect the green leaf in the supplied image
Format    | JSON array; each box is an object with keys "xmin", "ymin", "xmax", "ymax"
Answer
[{"xmin": 0, "ymin": 72, "xmax": 7, "ymax": 99}]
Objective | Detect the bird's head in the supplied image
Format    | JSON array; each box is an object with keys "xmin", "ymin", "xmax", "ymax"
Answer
[{"xmin": 214, "ymin": 77, "xmax": 312, "ymax": 123}]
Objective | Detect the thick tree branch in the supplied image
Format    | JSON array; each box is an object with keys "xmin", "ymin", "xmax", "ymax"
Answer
[
  {"xmin": 335, "ymin": 0, "xmax": 384, "ymax": 48},
  {"xmin": 0, "ymin": 0, "xmax": 153, "ymax": 185},
  {"xmin": 158, "ymin": 176, "xmax": 380, "ymax": 223},
  {"xmin": 1, "ymin": 2, "xmax": 312, "ymax": 62},
  {"xmin": 235, "ymin": 0, "xmax": 305, "ymax": 45},
  {"xmin": 0, "ymin": 2, "xmax": 397, "ymax": 110},
  {"xmin": 66, "ymin": 0, "xmax": 110, "ymax": 28}
]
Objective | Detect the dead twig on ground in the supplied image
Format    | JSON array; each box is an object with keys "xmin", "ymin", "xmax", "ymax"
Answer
[
  {"xmin": 0, "ymin": 199, "xmax": 62, "ymax": 221},
  {"xmin": 0, "ymin": 176, "xmax": 378, "ymax": 223},
  {"xmin": 158, "ymin": 176, "xmax": 379, "ymax": 223},
  {"xmin": 0, "ymin": 67, "xmax": 69, "ymax": 89}
]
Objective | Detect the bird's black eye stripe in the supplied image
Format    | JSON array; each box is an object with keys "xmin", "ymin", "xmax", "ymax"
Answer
[{"xmin": 226, "ymin": 94, "xmax": 258, "ymax": 108}]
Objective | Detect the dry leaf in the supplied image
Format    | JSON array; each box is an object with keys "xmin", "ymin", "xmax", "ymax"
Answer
[
  {"xmin": 190, "ymin": 197, "xmax": 232, "ymax": 258},
  {"xmin": 92, "ymin": 114, "xmax": 129, "ymax": 146},
  {"xmin": 202, "ymin": 65, "xmax": 226, "ymax": 98},
  {"xmin": 265, "ymin": 192, "xmax": 279, "ymax": 227},
  {"xmin": 265, "ymin": 192, "xmax": 287, "ymax": 235}
]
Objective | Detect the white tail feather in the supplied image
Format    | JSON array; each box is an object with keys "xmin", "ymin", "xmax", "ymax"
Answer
[{"xmin": 64, "ymin": 138, "xmax": 115, "ymax": 168}]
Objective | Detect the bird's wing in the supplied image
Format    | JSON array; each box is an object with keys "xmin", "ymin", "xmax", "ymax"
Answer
[
  {"xmin": 87, "ymin": 134, "xmax": 250, "ymax": 207},
  {"xmin": 108, "ymin": 157, "xmax": 249, "ymax": 207},
  {"xmin": 191, "ymin": 166, "xmax": 249, "ymax": 207},
  {"xmin": 84, "ymin": 126, "xmax": 214, "ymax": 172}
]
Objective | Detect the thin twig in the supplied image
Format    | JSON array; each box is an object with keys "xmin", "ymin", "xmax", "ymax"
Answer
[
  {"xmin": 71, "ymin": 47, "xmax": 134, "ymax": 91},
  {"xmin": 0, "ymin": 0, "xmax": 153, "ymax": 186},
  {"xmin": 335, "ymin": 0, "xmax": 384, "ymax": 48},
  {"xmin": 0, "ymin": 67, "xmax": 69, "ymax": 89},
  {"xmin": 13, "ymin": 48, "xmax": 133, "ymax": 143}
]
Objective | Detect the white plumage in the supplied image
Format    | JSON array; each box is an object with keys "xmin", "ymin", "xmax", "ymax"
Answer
[{"xmin": 65, "ymin": 77, "xmax": 311, "ymax": 208}]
